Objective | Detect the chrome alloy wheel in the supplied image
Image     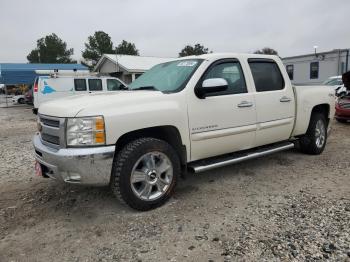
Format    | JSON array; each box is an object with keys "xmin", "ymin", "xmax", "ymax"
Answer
[
  {"xmin": 315, "ymin": 119, "xmax": 326, "ymax": 148},
  {"xmin": 130, "ymin": 152, "xmax": 173, "ymax": 201}
]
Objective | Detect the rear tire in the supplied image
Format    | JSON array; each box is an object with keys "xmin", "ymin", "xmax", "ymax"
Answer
[
  {"xmin": 299, "ymin": 113, "xmax": 327, "ymax": 155},
  {"xmin": 18, "ymin": 98, "xmax": 24, "ymax": 104},
  {"xmin": 110, "ymin": 137, "xmax": 180, "ymax": 211}
]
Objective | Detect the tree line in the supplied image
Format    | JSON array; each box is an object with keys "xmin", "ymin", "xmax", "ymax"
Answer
[{"xmin": 27, "ymin": 31, "xmax": 278, "ymax": 68}]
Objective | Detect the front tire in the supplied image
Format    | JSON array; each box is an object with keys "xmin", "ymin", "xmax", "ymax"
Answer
[
  {"xmin": 18, "ymin": 98, "xmax": 24, "ymax": 104},
  {"xmin": 111, "ymin": 138, "xmax": 180, "ymax": 211},
  {"xmin": 299, "ymin": 113, "xmax": 327, "ymax": 155}
]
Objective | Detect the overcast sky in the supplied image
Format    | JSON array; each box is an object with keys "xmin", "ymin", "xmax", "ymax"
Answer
[{"xmin": 1, "ymin": 0, "xmax": 349, "ymax": 63}]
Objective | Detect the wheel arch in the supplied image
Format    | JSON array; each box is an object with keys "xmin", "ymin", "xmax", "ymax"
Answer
[
  {"xmin": 114, "ymin": 125, "xmax": 187, "ymax": 170},
  {"xmin": 310, "ymin": 104, "xmax": 330, "ymax": 125},
  {"xmin": 293, "ymin": 103, "xmax": 331, "ymax": 137}
]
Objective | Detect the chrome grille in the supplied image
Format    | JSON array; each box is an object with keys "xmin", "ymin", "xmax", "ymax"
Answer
[
  {"xmin": 40, "ymin": 117, "xmax": 60, "ymax": 128},
  {"xmin": 39, "ymin": 114, "xmax": 66, "ymax": 148},
  {"xmin": 339, "ymin": 102, "xmax": 350, "ymax": 109}
]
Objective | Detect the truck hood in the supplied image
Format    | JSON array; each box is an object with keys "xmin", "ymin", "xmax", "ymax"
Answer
[{"xmin": 38, "ymin": 91, "xmax": 165, "ymax": 117}]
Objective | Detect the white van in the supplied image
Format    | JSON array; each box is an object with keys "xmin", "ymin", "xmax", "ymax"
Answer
[{"xmin": 33, "ymin": 71, "xmax": 127, "ymax": 113}]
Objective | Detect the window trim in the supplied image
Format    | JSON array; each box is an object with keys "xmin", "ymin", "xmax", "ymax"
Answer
[
  {"xmin": 74, "ymin": 78, "xmax": 87, "ymax": 91},
  {"xmin": 247, "ymin": 58, "xmax": 285, "ymax": 92},
  {"xmin": 310, "ymin": 61, "xmax": 319, "ymax": 79},
  {"xmin": 88, "ymin": 79, "xmax": 103, "ymax": 91},
  {"xmin": 195, "ymin": 58, "xmax": 248, "ymax": 97}
]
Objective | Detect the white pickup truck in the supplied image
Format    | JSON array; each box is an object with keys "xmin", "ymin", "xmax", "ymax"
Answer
[{"xmin": 33, "ymin": 53, "xmax": 335, "ymax": 210}]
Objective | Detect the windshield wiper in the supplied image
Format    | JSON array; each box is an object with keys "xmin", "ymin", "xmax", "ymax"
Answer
[{"xmin": 131, "ymin": 86, "xmax": 159, "ymax": 91}]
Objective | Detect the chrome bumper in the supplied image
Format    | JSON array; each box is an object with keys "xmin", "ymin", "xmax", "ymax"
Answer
[{"xmin": 33, "ymin": 134, "xmax": 115, "ymax": 186}]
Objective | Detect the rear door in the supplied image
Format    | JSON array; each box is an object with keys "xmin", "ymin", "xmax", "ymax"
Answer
[
  {"xmin": 37, "ymin": 77, "xmax": 73, "ymax": 108},
  {"xmin": 247, "ymin": 58, "xmax": 295, "ymax": 146},
  {"xmin": 188, "ymin": 58, "xmax": 257, "ymax": 161}
]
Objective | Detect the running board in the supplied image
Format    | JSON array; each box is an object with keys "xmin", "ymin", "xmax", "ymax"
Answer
[{"xmin": 188, "ymin": 142, "xmax": 295, "ymax": 173}]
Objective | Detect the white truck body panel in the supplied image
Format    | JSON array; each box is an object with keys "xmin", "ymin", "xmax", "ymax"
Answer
[{"xmin": 292, "ymin": 85, "xmax": 335, "ymax": 136}]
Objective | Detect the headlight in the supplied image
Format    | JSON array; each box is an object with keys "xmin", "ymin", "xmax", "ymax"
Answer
[{"xmin": 66, "ymin": 116, "xmax": 105, "ymax": 146}]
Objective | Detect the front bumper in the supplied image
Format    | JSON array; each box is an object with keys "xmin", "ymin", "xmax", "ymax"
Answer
[{"xmin": 33, "ymin": 134, "xmax": 115, "ymax": 186}]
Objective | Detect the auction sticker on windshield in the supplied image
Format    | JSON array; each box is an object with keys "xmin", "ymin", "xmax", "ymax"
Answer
[{"xmin": 177, "ymin": 61, "xmax": 197, "ymax": 67}]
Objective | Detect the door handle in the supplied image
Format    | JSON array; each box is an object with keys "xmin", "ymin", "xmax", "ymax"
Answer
[
  {"xmin": 237, "ymin": 101, "xmax": 253, "ymax": 108},
  {"xmin": 280, "ymin": 96, "xmax": 292, "ymax": 102}
]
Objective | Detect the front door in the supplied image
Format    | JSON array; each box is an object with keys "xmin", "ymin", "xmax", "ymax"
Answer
[{"xmin": 188, "ymin": 59, "xmax": 257, "ymax": 161}]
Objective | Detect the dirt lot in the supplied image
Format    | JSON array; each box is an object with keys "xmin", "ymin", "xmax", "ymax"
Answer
[{"xmin": 0, "ymin": 106, "xmax": 349, "ymax": 262}]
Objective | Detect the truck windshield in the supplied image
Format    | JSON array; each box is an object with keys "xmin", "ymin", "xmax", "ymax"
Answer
[{"xmin": 129, "ymin": 59, "xmax": 203, "ymax": 93}]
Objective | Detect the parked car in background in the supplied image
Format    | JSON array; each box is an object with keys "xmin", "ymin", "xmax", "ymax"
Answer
[
  {"xmin": 33, "ymin": 70, "xmax": 127, "ymax": 114},
  {"xmin": 24, "ymin": 86, "xmax": 33, "ymax": 105},
  {"xmin": 335, "ymin": 96, "xmax": 350, "ymax": 123},
  {"xmin": 34, "ymin": 53, "xmax": 335, "ymax": 211},
  {"xmin": 323, "ymin": 75, "xmax": 347, "ymax": 96},
  {"xmin": 323, "ymin": 76, "xmax": 343, "ymax": 86},
  {"xmin": 12, "ymin": 94, "xmax": 25, "ymax": 104},
  {"xmin": 335, "ymin": 71, "xmax": 350, "ymax": 123}
]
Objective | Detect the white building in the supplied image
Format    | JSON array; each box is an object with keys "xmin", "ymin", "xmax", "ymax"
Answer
[
  {"xmin": 94, "ymin": 54, "xmax": 174, "ymax": 84},
  {"xmin": 282, "ymin": 49, "xmax": 350, "ymax": 85}
]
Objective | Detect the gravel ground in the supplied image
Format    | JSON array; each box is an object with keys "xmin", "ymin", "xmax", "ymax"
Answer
[{"xmin": 0, "ymin": 106, "xmax": 349, "ymax": 262}]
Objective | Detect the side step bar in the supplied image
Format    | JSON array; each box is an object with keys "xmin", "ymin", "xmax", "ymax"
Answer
[{"xmin": 188, "ymin": 142, "xmax": 295, "ymax": 173}]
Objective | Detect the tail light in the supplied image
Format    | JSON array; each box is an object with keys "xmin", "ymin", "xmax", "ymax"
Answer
[{"xmin": 34, "ymin": 83, "xmax": 38, "ymax": 92}]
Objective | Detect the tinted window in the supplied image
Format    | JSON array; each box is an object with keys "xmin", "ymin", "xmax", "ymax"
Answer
[
  {"xmin": 74, "ymin": 79, "xmax": 87, "ymax": 91},
  {"xmin": 248, "ymin": 60, "xmax": 284, "ymax": 92},
  {"xmin": 107, "ymin": 79, "xmax": 125, "ymax": 91},
  {"xmin": 88, "ymin": 79, "xmax": 103, "ymax": 91},
  {"xmin": 286, "ymin": 65, "xmax": 294, "ymax": 80},
  {"xmin": 310, "ymin": 62, "xmax": 319, "ymax": 79},
  {"xmin": 203, "ymin": 61, "xmax": 247, "ymax": 96}
]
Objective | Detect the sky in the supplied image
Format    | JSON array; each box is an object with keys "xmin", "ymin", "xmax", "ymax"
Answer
[{"xmin": 0, "ymin": 0, "xmax": 350, "ymax": 63}]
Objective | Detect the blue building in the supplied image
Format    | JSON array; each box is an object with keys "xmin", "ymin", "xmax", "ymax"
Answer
[{"xmin": 0, "ymin": 63, "xmax": 88, "ymax": 85}]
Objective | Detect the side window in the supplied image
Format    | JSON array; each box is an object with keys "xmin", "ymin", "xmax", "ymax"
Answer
[
  {"xmin": 248, "ymin": 60, "xmax": 284, "ymax": 92},
  {"xmin": 74, "ymin": 79, "xmax": 87, "ymax": 91},
  {"xmin": 310, "ymin": 62, "xmax": 319, "ymax": 79},
  {"xmin": 107, "ymin": 79, "xmax": 125, "ymax": 91},
  {"xmin": 88, "ymin": 79, "xmax": 103, "ymax": 91},
  {"xmin": 286, "ymin": 65, "xmax": 294, "ymax": 80},
  {"xmin": 203, "ymin": 61, "xmax": 247, "ymax": 96}
]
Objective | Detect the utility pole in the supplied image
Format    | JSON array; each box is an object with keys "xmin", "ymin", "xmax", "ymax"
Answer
[{"xmin": 115, "ymin": 47, "xmax": 119, "ymax": 77}]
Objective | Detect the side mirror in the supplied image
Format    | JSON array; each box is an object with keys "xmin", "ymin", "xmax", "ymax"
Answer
[{"xmin": 195, "ymin": 78, "xmax": 228, "ymax": 98}]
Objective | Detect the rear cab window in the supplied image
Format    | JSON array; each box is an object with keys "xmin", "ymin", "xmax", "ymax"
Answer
[
  {"xmin": 74, "ymin": 79, "xmax": 87, "ymax": 91},
  {"xmin": 88, "ymin": 79, "xmax": 103, "ymax": 91},
  {"xmin": 248, "ymin": 59, "xmax": 285, "ymax": 92}
]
